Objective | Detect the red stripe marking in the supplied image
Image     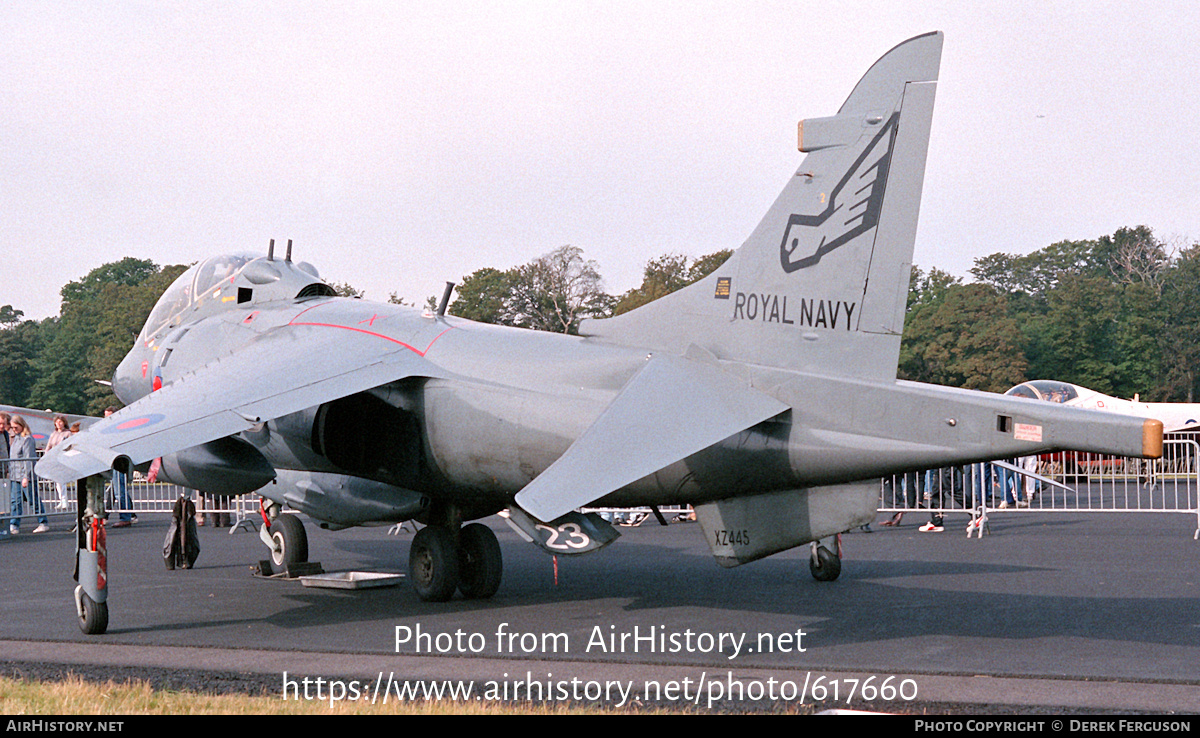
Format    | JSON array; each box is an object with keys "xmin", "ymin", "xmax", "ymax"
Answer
[{"xmin": 288, "ymin": 302, "xmax": 452, "ymax": 357}]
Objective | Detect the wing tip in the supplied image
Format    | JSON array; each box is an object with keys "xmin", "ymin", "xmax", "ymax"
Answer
[{"xmin": 1143, "ymin": 418, "xmax": 1164, "ymax": 459}]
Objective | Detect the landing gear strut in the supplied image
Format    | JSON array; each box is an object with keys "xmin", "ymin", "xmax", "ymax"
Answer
[
  {"xmin": 75, "ymin": 474, "xmax": 109, "ymax": 634},
  {"xmin": 408, "ymin": 521, "xmax": 502, "ymax": 602}
]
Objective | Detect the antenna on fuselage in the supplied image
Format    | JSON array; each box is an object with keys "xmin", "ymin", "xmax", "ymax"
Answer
[
  {"xmin": 286, "ymin": 239, "xmax": 293, "ymax": 262},
  {"xmin": 267, "ymin": 239, "xmax": 275, "ymax": 261},
  {"xmin": 436, "ymin": 282, "xmax": 455, "ymax": 317}
]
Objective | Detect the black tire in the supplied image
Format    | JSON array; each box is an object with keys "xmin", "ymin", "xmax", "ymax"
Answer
[
  {"xmin": 268, "ymin": 514, "xmax": 308, "ymax": 572},
  {"xmin": 409, "ymin": 526, "xmax": 460, "ymax": 602},
  {"xmin": 79, "ymin": 592, "xmax": 109, "ymax": 635},
  {"xmin": 809, "ymin": 545, "xmax": 841, "ymax": 582},
  {"xmin": 458, "ymin": 523, "xmax": 502, "ymax": 600}
]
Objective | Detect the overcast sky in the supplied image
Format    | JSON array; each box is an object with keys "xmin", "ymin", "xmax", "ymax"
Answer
[{"xmin": 4, "ymin": 1, "xmax": 1198, "ymax": 320}]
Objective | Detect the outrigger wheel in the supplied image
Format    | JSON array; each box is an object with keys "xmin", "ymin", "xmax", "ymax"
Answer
[
  {"xmin": 268, "ymin": 514, "xmax": 309, "ymax": 573},
  {"xmin": 809, "ymin": 543, "xmax": 842, "ymax": 582}
]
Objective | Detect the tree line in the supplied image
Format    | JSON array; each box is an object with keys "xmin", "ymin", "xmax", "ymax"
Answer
[
  {"xmin": 1, "ymin": 259, "xmax": 190, "ymax": 417},
  {"xmin": 901, "ymin": 226, "xmax": 1200, "ymax": 401},
  {"xmin": 2, "ymin": 225, "xmax": 1194, "ymax": 416}
]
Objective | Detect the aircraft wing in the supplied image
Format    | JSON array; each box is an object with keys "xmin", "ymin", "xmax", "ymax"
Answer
[
  {"xmin": 35, "ymin": 325, "xmax": 447, "ymax": 485},
  {"xmin": 514, "ymin": 353, "xmax": 789, "ymax": 522}
]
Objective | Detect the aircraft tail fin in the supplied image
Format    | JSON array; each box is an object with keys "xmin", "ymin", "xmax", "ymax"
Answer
[{"xmin": 580, "ymin": 32, "xmax": 942, "ymax": 381}]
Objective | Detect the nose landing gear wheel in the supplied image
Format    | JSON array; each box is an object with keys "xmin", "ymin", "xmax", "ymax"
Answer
[
  {"xmin": 409, "ymin": 526, "xmax": 460, "ymax": 602},
  {"xmin": 268, "ymin": 514, "xmax": 308, "ymax": 573},
  {"xmin": 77, "ymin": 590, "xmax": 109, "ymax": 635}
]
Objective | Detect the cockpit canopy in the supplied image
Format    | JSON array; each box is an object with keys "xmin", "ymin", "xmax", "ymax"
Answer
[
  {"xmin": 142, "ymin": 255, "xmax": 250, "ymax": 339},
  {"xmin": 1005, "ymin": 380, "xmax": 1079, "ymax": 404},
  {"xmin": 139, "ymin": 253, "xmax": 328, "ymax": 341}
]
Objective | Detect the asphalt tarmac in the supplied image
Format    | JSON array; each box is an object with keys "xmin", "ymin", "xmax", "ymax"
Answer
[{"xmin": 1, "ymin": 507, "xmax": 1197, "ymax": 714}]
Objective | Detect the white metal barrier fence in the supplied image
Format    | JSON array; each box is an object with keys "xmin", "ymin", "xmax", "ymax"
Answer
[
  {"xmin": 5, "ymin": 440, "xmax": 1196, "ymax": 538},
  {"xmin": 0, "ymin": 457, "xmax": 55, "ymax": 532},
  {"xmin": 879, "ymin": 439, "xmax": 1200, "ymax": 538},
  {"xmin": 0, "ymin": 458, "xmax": 256, "ymax": 533}
]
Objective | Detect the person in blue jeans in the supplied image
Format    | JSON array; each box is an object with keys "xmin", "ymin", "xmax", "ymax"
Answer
[
  {"xmin": 966, "ymin": 461, "xmax": 996, "ymax": 535},
  {"xmin": 108, "ymin": 468, "xmax": 135, "ymax": 527},
  {"xmin": 104, "ymin": 407, "xmax": 137, "ymax": 528},
  {"xmin": 8, "ymin": 416, "xmax": 49, "ymax": 533},
  {"xmin": 970, "ymin": 462, "xmax": 994, "ymax": 507},
  {"xmin": 998, "ymin": 458, "xmax": 1026, "ymax": 508},
  {"xmin": 0, "ymin": 412, "xmax": 12, "ymax": 534}
]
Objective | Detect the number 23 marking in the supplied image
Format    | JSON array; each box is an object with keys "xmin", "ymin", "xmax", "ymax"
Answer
[{"xmin": 535, "ymin": 522, "xmax": 591, "ymax": 550}]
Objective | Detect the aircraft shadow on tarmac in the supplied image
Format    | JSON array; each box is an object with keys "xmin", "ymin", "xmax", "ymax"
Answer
[
  {"xmin": 255, "ymin": 524, "xmax": 1200, "ymax": 655},
  {"xmin": 7, "ymin": 517, "xmax": 1197, "ymax": 673}
]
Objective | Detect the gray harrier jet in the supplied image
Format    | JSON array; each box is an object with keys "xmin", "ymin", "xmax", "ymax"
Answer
[{"xmin": 38, "ymin": 32, "xmax": 1161, "ymax": 613}]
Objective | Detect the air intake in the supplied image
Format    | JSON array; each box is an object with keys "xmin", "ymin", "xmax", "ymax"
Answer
[{"xmin": 295, "ymin": 283, "xmax": 337, "ymax": 299}]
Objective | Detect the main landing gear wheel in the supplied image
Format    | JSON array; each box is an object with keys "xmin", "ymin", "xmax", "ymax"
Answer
[
  {"xmin": 268, "ymin": 514, "xmax": 309, "ymax": 573},
  {"xmin": 77, "ymin": 591, "xmax": 108, "ymax": 635},
  {"xmin": 809, "ymin": 544, "xmax": 841, "ymax": 582},
  {"xmin": 409, "ymin": 526, "xmax": 460, "ymax": 602},
  {"xmin": 457, "ymin": 523, "xmax": 503, "ymax": 600}
]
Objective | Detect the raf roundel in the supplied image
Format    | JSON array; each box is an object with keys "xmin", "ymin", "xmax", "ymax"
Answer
[{"xmin": 101, "ymin": 413, "xmax": 166, "ymax": 434}]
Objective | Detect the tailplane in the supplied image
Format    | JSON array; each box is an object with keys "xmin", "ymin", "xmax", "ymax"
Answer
[{"xmin": 581, "ymin": 32, "xmax": 942, "ymax": 382}]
